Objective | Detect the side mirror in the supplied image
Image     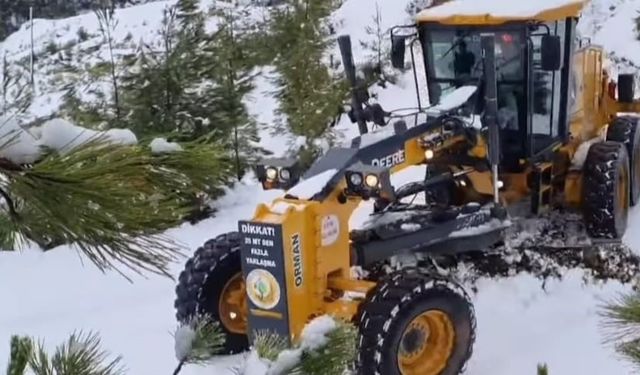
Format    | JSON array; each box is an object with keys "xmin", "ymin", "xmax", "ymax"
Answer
[
  {"xmin": 391, "ymin": 35, "xmax": 407, "ymax": 69},
  {"xmin": 541, "ymin": 35, "xmax": 562, "ymax": 71}
]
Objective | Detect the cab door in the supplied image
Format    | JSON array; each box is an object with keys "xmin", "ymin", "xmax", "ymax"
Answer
[{"xmin": 527, "ymin": 21, "xmax": 567, "ymax": 156}]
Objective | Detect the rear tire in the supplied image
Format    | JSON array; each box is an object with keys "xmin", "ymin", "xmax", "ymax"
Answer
[
  {"xmin": 582, "ymin": 141, "xmax": 630, "ymax": 239},
  {"xmin": 174, "ymin": 232, "xmax": 249, "ymax": 354},
  {"xmin": 355, "ymin": 268, "xmax": 475, "ymax": 375},
  {"xmin": 607, "ymin": 116, "xmax": 640, "ymax": 205}
]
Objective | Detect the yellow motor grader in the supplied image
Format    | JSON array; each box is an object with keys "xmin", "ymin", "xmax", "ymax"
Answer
[{"xmin": 175, "ymin": 0, "xmax": 640, "ymax": 373}]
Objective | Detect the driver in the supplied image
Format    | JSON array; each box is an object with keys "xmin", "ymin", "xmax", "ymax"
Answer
[
  {"xmin": 453, "ymin": 40, "xmax": 475, "ymax": 81},
  {"xmin": 498, "ymin": 85, "xmax": 520, "ymax": 131}
]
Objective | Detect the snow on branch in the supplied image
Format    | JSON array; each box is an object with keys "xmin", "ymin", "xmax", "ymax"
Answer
[
  {"xmin": 171, "ymin": 315, "xmax": 357, "ymax": 375},
  {"xmin": 0, "ymin": 116, "xmax": 234, "ymax": 278},
  {"xmin": 244, "ymin": 315, "xmax": 357, "ymax": 375}
]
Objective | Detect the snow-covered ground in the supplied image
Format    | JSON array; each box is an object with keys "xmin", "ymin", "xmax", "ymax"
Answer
[{"xmin": 3, "ymin": 0, "xmax": 640, "ymax": 374}]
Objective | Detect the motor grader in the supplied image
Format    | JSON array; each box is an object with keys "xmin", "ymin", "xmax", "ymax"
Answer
[{"xmin": 174, "ymin": 0, "xmax": 640, "ymax": 373}]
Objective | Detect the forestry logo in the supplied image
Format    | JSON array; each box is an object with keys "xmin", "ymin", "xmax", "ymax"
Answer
[
  {"xmin": 246, "ymin": 269, "xmax": 281, "ymax": 310},
  {"xmin": 320, "ymin": 215, "xmax": 340, "ymax": 246}
]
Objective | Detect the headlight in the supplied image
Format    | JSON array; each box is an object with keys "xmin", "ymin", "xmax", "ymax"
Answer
[
  {"xmin": 349, "ymin": 173, "xmax": 363, "ymax": 186},
  {"xmin": 344, "ymin": 163, "xmax": 394, "ymax": 201},
  {"xmin": 365, "ymin": 174, "xmax": 379, "ymax": 188},
  {"xmin": 266, "ymin": 167, "xmax": 278, "ymax": 181},
  {"xmin": 425, "ymin": 149, "xmax": 434, "ymax": 160},
  {"xmin": 256, "ymin": 158, "xmax": 301, "ymax": 191},
  {"xmin": 280, "ymin": 168, "xmax": 291, "ymax": 181}
]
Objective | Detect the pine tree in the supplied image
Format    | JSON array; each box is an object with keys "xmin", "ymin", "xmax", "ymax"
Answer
[
  {"xmin": 0, "ymin": 56, "xmax": 33, "ymax": 121},
  {"xmin": 95, "ymin": 2, "xmax": 122, "ymax": 123},
  {"xmin": 119, "ymin": 6, "xmax": 187, "ymax": 138},
  {"xmin": 205, "ymin": 3, "xmax": 264, "ymax": 180},
  {"xmin": 359, "ymin": 2, "xmax": 397, "ymax": 86},
  {"xmin": 120, "ymin": 2, "xmax": 263, "ymax": 180},
  {"xmin": 121, "ymin": 2, "xmax": 215, "ymax": 140},
  {"xmin": 267, "ymin": 0, "xmax": 348, "ymax": 167}
]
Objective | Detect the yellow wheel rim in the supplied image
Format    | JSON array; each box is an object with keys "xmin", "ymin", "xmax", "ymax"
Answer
[
  {"xmin": 397, "ymin": 310, "xmax": 455, "ymax": 375},
  {"xmin": 619, "ymin": 162, "xmax": 629, "ymax": 212},
  {"xmin": 218, "ymin": 272, "xmax": 248, "ymax": 334}
]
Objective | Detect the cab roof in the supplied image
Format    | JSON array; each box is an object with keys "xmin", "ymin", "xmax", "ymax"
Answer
[{"xmin": 416, "ymin": 0, "xmax": 587, "ymax": 25}]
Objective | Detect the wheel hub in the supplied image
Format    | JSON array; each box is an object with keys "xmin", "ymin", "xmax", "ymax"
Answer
[
  {"xmin": 400, "ymin": 322, "xmax": 429, "ymax": 360},
  {"xmin": 397, "ymin": 310, "xmax": 455, "ymax": 375},
  {"xmin": 218, "ymin": 272, "xmax": 248, "ymax": 334}
]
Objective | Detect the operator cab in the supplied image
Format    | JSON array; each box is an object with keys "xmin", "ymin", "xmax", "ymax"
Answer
[{"xmin": 417, "ymin": 18, "xmax": 577, "ymax": 170}]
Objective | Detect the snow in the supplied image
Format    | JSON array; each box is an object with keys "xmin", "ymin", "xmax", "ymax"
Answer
[
  {"xmin": 243, "ymin": 351, "xmax": 271, "ymax": 374},
  {"xmin": 0, "ymin": 116, "xmax": 42, "ymax": 164},
  {"xmin": 265, "ymin": 316, "xmax": 338, "ymax": 375},
  {"xmin": 571, "ymin": 134, "xmax": 603, "ymax": 170},
  {"xmin": 356, "ymin": 127, "xmax": 396, "ymax": 148},
  {"xmin": 428, "ymin": 85, "xmax": 477, "ymax": 113},
  {"xmin": 418, "ymin": 0, "xmax": 585, "ymax": 21},
  {"xmin": 174, "ymin": 324, "xmax": 196, "ymax": 361},
  {"xmin": 246, "ymin": 66, "xmax": 305, "ymax": 158},
  {"xmin": 270, "ymin": 201, "xmax": 305, "ymax": 215},
  {"xmin": 285, "ymin": 169, "xmax": 338, "ymax": 200},
  {"xmin": 234, "ymin": 316, "xmax": 341, "ymax": 375},
  {"xmin": 39, "ymin": 118, "xmax": 137, "ymax": 152},
  {"xmin": 298, "ymin": 315, "xmax": 337, "ymax": 350},
  {"xmin": 0, "ymin": 116, "xmax": 138, "ymax": 164},
  {"xmin": 400, "ymin": 222, "xmax": 422, "ymax": 232},
  {"xmin": 3, "ymin": 0, "xmax": 640, "ymax": 375},
  {"xmin": 449, "ymin": 218, "xmax": 511, "ymax": 238},
  {"xmin": 150, "ymin": 138, "xmax": 183, "ymax": 154}
]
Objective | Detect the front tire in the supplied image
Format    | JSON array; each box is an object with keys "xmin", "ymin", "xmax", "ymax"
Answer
[
  {"xmin": 355, "ymin": 268, "xmax": 476, "ymax": 375},
  {"xmin": 606, "ymin": 116, "xmax": 640, "ymax": 205},
  {"xmin": 583, "ymin": 141, "xmax": 630, "ymax": 239},
  {"xmin": 174, "ymin": 232, "xmax": 249, "ymax": 354}
]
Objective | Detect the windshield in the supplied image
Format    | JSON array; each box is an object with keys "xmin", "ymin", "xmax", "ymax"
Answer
[{"xmin": 423, "ymin": 27, "xmax": 525, "ymax": 104}]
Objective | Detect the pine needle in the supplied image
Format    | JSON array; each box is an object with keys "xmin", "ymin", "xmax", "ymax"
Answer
[
  {"xmin": 174, "ymin": 314, "xmax": 226, "ymax": 367},
  {"xmin": 289, "ymin": 321, "xmax": 358, "ymax": 375},
  {"xmin": 617, "ymin": 338, "xmax": 640, "ymax": 369},
  {"xmin": 23, "ymin": 331, "xmax": 125, "ymax": 375},
  {"xmin": 254, "ymin": 331, "xmax": 288, "ymax": 362},
  {"xmin": 6, "ymin": 335, "xmax": 33, "ymax": 375},
  {"xmin": 0, "ymin": 136, "xmax": 232, "ymax": 278},
  {"xmin": 537, "ymin": 363, "xmax": 549, "ymax": 375},
  {"xmin": 600, "ymin": 291, "xmax": 640, "ymax": 343},
  {"xmin": 598, "ymin": 291, "xmax": 640, "ymax": 370}
]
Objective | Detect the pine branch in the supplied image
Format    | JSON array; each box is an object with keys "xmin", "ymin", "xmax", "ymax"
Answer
[
  {"xmin": 618, "ymin": 338, "xmax": 640, "ymax": 369},
  {"xmin": 600, "ymin": 291, "xmax": 640, "ymax": 369},
  {"xmin": 173, "ymin": 314, "xmax": 226, "ymax": 374},
  {"xmin": 254, "ymin": 331, "xmax": 288, "ymax": 362},
  {"xmin": 6, "ymin": 335, "xmax": 32, "ymax": 375},
  {"xmin": 288, "ymin": 320, "xmax": 357, "ymax": 375},
  {"xmin": 600, "ymin": 291, "xmax": 640, "ymax": 343},
  {"xmin": 0, "ymin": 136, "xmax": 231, "ymax": 278},
  {"xmin": 28, "ymin": 331, "xmax": 125, "ymax": 375},
  {"xmin": 537, "ymin": 363, "xmax": 549, "ymax": 375},
  {"xmin": 252, "ymin": 317, "xmax": 357, "ymax": 375}
]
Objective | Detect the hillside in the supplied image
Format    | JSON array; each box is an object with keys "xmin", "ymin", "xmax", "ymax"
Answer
[{"xmin": 3, "ymin": 0, "xmax": 640, "ymax": 374}]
